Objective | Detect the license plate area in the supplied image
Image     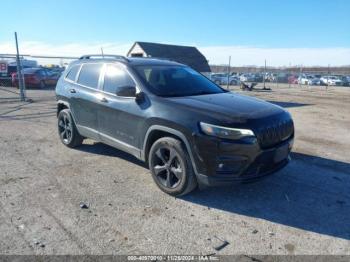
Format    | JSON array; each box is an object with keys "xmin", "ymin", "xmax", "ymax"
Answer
[{"xmin": 274, "ymin": 144, "xmax": 289, "ymax": 163}]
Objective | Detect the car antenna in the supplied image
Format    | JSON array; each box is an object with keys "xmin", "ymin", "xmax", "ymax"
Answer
[{"xmin": 101, "ymin": 47, "xmax": 104, "ymax": 58}]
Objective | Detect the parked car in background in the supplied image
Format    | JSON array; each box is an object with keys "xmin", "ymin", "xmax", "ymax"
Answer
[
  {"xmin": 298, "ymin": 74, "xmax": 320, "ymax": 85},
  {"xmin": 240, "ymin": 73, "xmax": 256, "ymax": 82},
  {"xmin": 341, "ymin": 76, "xmax": 350, "ymax": 87},
  {"xmin": 12, "ymin": 68, "xmax": 60, "ymax": 88},
  {"xmin": 253, "ymin": 73, "xmax": 264, "ymax": 82},
  {"xmin": 265, "ymin": 73, "xmax": 276, "ymax": 82},
  {"xmin": 211, "ymin": 73, "xmax": 240, "ymax": 85},
  {"xmin": 308, "ymin": 76, "xmax": 321, "ymax": 86},
  {"xmin": 47, "ymin": 67, "xmax": 65, "ymax": 78},
  {"xmin": 288, "ymin": 74, "xmax": 298, "ymax": 84},
  {"xmin": 297, "ymin": 74, "xmax": 310, "ymax": 85},
  {"xmin": 320, "ymin": 76, "xmax": 343, "ymax": 86},
  {"xmin": 275, "ymin": 73, "xmax": 290, "ymax": 83}
]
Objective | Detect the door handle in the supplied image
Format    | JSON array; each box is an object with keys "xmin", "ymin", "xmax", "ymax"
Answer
[
  {"xmin": 100, "ymin": 97, "xmax": 108, "ymax": 103},
  {"xmin": 69, "ymin": 88, "xmax": 76, "ymax": 93}
]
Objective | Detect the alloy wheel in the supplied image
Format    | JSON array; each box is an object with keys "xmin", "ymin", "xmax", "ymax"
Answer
[
  {"xmin": 152, "ymin": 147, "xmax": 184, "ymax": 189},
  {"xmin": 58, "ymin": 114, "xmax": 72, "ymax": 144}
]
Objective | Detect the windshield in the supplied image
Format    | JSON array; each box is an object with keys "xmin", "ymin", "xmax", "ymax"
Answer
[{"xmin": 134, "ymin": 65, "xmax": 226, "ymax": 97}]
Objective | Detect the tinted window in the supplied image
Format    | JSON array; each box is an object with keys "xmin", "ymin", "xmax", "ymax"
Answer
[
  {"xmin": 77, "ymin": 64, "xmax": 102, "ymax": 88},
  {"xmin": 66, "ymin": 65, "xmax": 80, "ymax": 82},
  {"xmin": 103, "ymin": 64, "xmax": 135, "ymax": 94},
  {"xmin": 134, "ymin": 65, "xmax": 226, "ymax": 97},
  {"xmin": 37, "ymin": 70, "xmax": 47, "ymax": 77}
]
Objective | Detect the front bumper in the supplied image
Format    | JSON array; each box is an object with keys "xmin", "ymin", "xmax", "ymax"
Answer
[{"xmin": 192, "ymin": 134, "xmax": 293, "ymax": 187}]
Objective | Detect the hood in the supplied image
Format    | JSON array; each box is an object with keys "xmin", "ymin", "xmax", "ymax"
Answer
[{"xmin": 165, "ymin": 92, "xmax": 285, "ymax": 121}]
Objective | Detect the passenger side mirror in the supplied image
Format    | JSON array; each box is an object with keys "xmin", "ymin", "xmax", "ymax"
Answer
[{"xmin": 116, "ymin": 85, "xmax": 137, "ymax": 97}]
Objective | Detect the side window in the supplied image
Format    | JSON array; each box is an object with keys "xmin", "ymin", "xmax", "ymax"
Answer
[
  {"xmin": 38, "ymin": 70, "xmax": 46, "ymax": 77},
  {"xmin": 66, "ymin": 65, "xmax": 80, "ymax": 82},
  {"xmin": 77, "ymin": 63, "xmax": 103, "ymax": 89},
  {"xmin": 103, "ymin": 64, "xmax": 136, "ymax": 95}
]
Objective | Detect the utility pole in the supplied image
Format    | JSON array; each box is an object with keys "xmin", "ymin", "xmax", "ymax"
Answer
[
  {"xmin": 263, "ymin": 59, "xmax": 267, "ymax": 90},
  {"xmin": 15, "ymin": 32, "xmax": 25, "ymax": 101},
  {"xmin": 101, "ymin": 47, "xmax": 104, "ymax": 58},
  {"xmin": 327, "ymin": 64, "xmax": 330, "ymax": 90},
  {"xmin": 227, "ymin": 56, "xmax": 231, "ymax": 90},
  {"xmin": 289, "ymin": 62, "xmax": 291, "ymax": 88},
  {"xmin": 299, "ymin": 65, "xmax": 302, "ymax": 88}
]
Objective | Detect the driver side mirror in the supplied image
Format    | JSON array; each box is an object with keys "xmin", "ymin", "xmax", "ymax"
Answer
[{"xmin": 116, "ymin": 85, "xmax": 137, "ymax": 97}]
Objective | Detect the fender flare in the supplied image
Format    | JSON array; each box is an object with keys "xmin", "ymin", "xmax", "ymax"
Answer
[{"xmin": 141, "ymin": 125, "xmax": 199, "ymax": 176}]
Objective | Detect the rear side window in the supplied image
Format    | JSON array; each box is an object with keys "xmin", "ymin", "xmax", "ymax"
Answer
[
  {"xmin": 77, "ymin": 63, "xmax": 103, "ymax": 88},
  {"xmin": 66, "ymin": 65, "xmax": 80, "ymax": 82},
  {"xmin": 103, "ymin": 64, "xmax": 136, "ymax": 94}
]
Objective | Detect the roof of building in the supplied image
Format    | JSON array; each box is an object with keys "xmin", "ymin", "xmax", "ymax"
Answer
[{"xmin": 127, "ymin": 42, "xmax": 211, "ymax": 72}]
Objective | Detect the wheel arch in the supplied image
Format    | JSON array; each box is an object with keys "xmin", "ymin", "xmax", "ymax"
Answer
[
  {"xmin": 142, "ymin": 125, "xmax": 199, "ymax": 176},
  {"xmin": 57, "ymin": 100, "xmax": 70, "ymax": 117}
]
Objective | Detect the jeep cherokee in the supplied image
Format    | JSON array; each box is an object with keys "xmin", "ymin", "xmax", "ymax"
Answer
[{"xmin": 55, "ymin": 55, "xmax": 294, "ymax": 196}]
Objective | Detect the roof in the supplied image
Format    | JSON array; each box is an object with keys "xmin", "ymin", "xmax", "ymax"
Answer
[
  {"xmin": 70, "ymin": 56, "xmax": 182, "ymax": 68},
  {"xmin": 127, "ymin": 42, "xmax": 211, "ymax": 72}
]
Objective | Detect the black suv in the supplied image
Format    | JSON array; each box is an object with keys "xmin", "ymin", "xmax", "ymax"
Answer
[{"xmin": 56, "ymin": 55, "xmax": 294, "ymax": 196}]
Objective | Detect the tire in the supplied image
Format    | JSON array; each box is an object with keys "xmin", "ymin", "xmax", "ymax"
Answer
[
  {"xmin": 230, "ymin": 80, "xmax": 236, "ymax": 85},
  {"xmin": 148, "ymin": 137, "xmax": 197, "ymax": 196},
  {"xmin": 39, "ymin": 80, "xmax": 46, "ymax": 89},
  {"xmin": 57, "ymin": 109, "xmax": 83, "ymax": 148}
]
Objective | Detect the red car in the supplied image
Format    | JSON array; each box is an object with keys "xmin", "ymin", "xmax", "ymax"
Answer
[
  {"xmin": 288, "ymin": 75, "xmax": 298, "ymax": 84},
  {"xmin": 12, "ymin": 68, "xmax": 59, "ymax": 88}
]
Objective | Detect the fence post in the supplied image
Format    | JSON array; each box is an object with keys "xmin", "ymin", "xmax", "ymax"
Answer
[
  {"xmin": 263, "ymin": 59, "xmax": 266, "ymax": 89},
  {"xmin": 15, "ymin": 32, "xmax": 25, "ymax": 101},
  {"xmin": 227, "ymin": 56, "xmax": 231, "ymax": 90}
]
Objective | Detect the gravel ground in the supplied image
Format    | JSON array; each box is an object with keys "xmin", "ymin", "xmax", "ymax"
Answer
[{"xmin": 0, "ymin": 84, "xmax": 349, "ymax": 255}]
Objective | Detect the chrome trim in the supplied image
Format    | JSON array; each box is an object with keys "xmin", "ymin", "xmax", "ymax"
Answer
[{"xmin": 64, "ymin": 61, "xmax": 142, "ymax": 100}]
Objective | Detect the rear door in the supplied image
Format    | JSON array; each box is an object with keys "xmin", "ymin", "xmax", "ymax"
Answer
[
  {"xmin": 96, "ymin": 63, "xmax": 146, "ymax": 156},
  {"xmin": 68, "ymin": 63, "xmax": 103, "ymax": 140}
]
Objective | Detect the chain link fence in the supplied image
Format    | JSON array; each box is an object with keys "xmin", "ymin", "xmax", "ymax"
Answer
[
  {"xmin": 0, "ymin": 54, "xmax": 75, "ymax": 102},
  {"xmin": 210, "ymin": 64, "xmax": 350, "ymax": 90}
]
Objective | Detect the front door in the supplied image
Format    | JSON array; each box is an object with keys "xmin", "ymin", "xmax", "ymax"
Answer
[{"xmin": 96, "ymin": 63, "xmax": 146, "ymax": 157}]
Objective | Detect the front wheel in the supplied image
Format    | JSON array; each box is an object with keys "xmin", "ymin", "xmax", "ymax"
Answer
[
  {"xmin": 57, "ymin": 109, "xmax": 83, "ymax": 148},
  {"xmin": 148, "ymin": 137, "xmax": 197, "ymax": 196}
]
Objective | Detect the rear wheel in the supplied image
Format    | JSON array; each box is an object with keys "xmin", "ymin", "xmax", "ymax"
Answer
[
  {"xmin": 148, "ymin": 137, "xmax": 197, "ymax": 196},
  {"xmin": 57, "ymin": 109, "xmax": 83, "ymax": 148}
]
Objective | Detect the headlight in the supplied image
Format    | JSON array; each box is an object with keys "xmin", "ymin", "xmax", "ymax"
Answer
[{"xmin": 199, "ymin": 122, "xmax": 255, "ymax": 140}]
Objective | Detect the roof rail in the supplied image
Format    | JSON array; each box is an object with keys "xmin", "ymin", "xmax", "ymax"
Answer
[{"xmin": 79, "ymin": 54, "xmax": 129, "ymax": 62}]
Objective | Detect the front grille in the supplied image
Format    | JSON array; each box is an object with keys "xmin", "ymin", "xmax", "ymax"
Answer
[{"xmin": 256, "ymin": 119, "xmax": 294, "ymax": 149}]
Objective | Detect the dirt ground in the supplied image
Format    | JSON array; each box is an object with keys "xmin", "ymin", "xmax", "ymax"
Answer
[{"xmin": 0, "ymin": 84, "xmax": 349, "ymax": 255}]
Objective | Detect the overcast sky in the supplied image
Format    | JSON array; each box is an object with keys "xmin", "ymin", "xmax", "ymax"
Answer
[{"xmin": 1, "ymin": 0, "xmax": 349, "ymax": 66}]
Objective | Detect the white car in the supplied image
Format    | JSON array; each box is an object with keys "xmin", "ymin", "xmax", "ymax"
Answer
[
  {"xmin": 240, "ymin": 73, "xmax": 255, "ymax": 82},
  {"xmin": 320, "ymin": 76, "xmax": 343, "ymax": 86},
  {"xmin": 298, "ymin": 74, "xmax": 317, "ymax": 85}
]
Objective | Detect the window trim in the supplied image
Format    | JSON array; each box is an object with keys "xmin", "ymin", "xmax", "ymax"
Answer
[
  {"xmin": 75, "ymin": 62, "xmax": 104, "ymax": 90},
  {"xmin": 99, "ymin": 62, "xmax": 140, "ymax": 99},
  {"xmin": 64, "ymin": 61, "xmax": 142, "ymax": 99},
  {"xmin": 64, "ymin": 64, "xmax": 82, "ymax": 83}
]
